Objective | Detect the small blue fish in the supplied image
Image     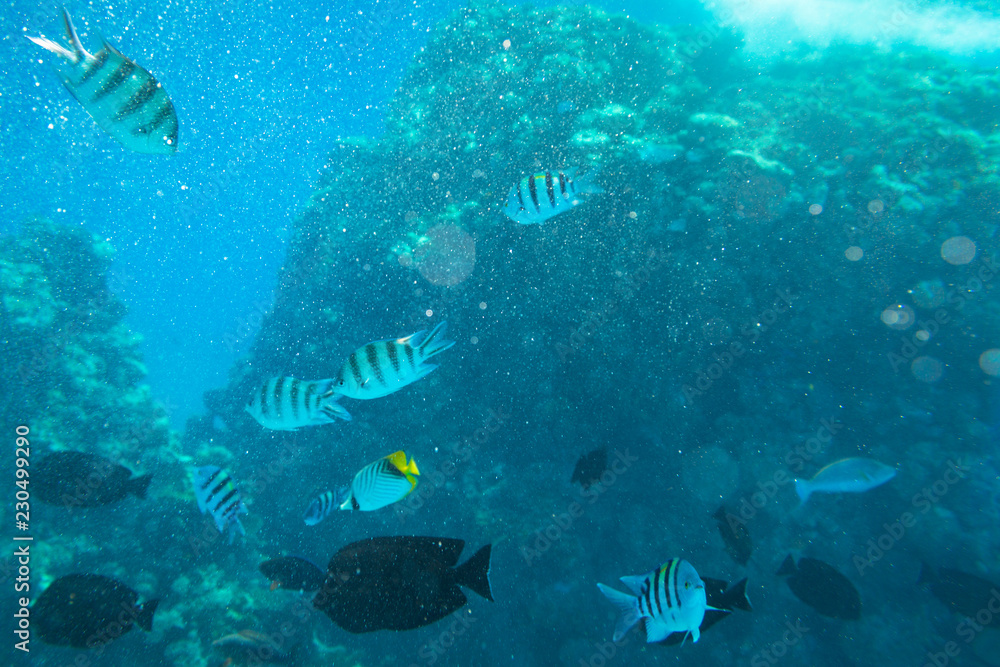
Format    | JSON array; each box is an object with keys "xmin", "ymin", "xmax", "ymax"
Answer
[
  {"xmin": 191, "ymin": 466, "xmax": 246, "ymax": 543},
  {"xmin": 504, "ymin": 168, "xmax": 603, "ymax": 224},
  {"xmin": 245, "ymin": 377, "xmax": 351, "ymax": 430},
  {"xmin": 598, "ymin": 558, "xmax": 723, "ymax": 644},
  {"xmin": 335, "ymin": 322, "xmax": 454, "ymax": 400},
  {"xmin": 303, "ymin": 487, "xmax": 349, "ymax": 526},
  {"xmin": 27, "ymin": 9, "xmax": 178, "ymax": 154},
  {"xmin": 795, "ymin": 458, "xmax": 896, "ymax": 505}
]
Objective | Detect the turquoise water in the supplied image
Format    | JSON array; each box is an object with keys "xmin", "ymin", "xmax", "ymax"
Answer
[{"xmin": 2, "ymin": 0, "xmax": 999, "ymax": 665}]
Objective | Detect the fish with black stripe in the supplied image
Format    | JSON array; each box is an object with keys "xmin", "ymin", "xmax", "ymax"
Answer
[
  {"xmin": 504, "ymin": 167, "xmax": 603, "ymax": 224},
  {"xmin": 246, "ymin": 376, "xmax": 352, "ymax": 430},
  {"xmin": 191, "ymin": 465, "xmax": 247, "ymax": 543},
  {"xmin": 335, "ymin": 322, "xmax": 454, "ymax": 400},
  {"xmin": 303, "ymin": 487, "xmax": 349, "ymax": 525},
  {"xmin": 598, "ymin": 558, "xmax": 723, "ymax": 644},
  {"xmin": 339, "ymin": 451, "xmax": 420, "ymax": 512},
  {"xmin": 26, "ymin": 9, "xmax": 178, "ymax": 154}
]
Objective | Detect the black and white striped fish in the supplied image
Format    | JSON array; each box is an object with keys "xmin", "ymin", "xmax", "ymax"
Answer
[
  {"xmin": 303, "ymin": 487, "xmax": 349, "ymax": 526},
  {"xmin": 598, "ymin": 558, "xmax": 721, "ymax": 644},
  {"xmin": 191, "ymin": 466, "xmax": 246, "ymax": 544},
  {"xmin": 26, "ymin": 9, "xmax": 178, "ymax": 154},
  {"xmin": 339, "ymin": 451, "xmax": 420, "ymax": 512},
  {"xmin": 335, "ymin": 322, "xmax": 455, "ymax": 400},
  {"xmin": 504, "ymin": 168, "xmax": 604, "ymax": 224},
  {"xmin": 245, "ymin": 377, "xmax": 352, "ymax": 430}
]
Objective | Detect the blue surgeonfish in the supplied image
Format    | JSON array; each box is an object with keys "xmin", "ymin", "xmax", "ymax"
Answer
[
  {"xmin": 246, "ymin": 376, "xmax": 352, "ymax": 430},
  {"xmin": 26, "ymin": 9, "xmax": 178, "ymax": 154},
  {"xmin": 504, "ymin": 167, "xmax": 603, "ymax": 224},
  {"xmin": 303, "ymin": 487, "xmax": 349, "ymax": 526},
  {"xmin": 598, "ymin": 558, "xmax": 723, "ymax": 644},
  {"xmin": 335, "ymin": 322, "xmax": 454, "ymax": 400},
  {"xmin": 339, "ymin": 451, "xmax": 420, "ymax": 512},
  {"xmin": 191, "ymin": 466, "xmax": 246, "ymax": 543},
  {"xmin": 794, "ymin": 457, "xmax": 896, "ymax": 505}
]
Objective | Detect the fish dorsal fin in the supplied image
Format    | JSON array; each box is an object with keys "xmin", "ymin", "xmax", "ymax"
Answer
[{"xmin": 776, "ymin": 555, "xmax": 798, "ymax": 577}]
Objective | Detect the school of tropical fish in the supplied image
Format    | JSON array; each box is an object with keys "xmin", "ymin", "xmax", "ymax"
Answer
[{"xmin": 21, "ymin": 5, "xmax": 996, "ymax": 664}]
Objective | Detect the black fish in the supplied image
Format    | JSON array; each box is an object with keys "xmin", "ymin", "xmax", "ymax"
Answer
[
  {"xmin": 313, "ymin": 536, "xmax": 493, "ymax": 632},
  {"xmin": 571, "ymin": 448, "xmax": 608, "ymax": 490},
  {"xmin": 212, "ymin": 629, "xmax": 293, "ymax": 664},
  {"xmin": 259, "ymin": 556, "xmax": 325, "ymax": 592},
  {"xmin": 658, "ymin": 577, "xmax": 753, "ymax": 646},
  {"xmin": 777, "ymin": 555, "xmax": 861, "ymax": 620},
  {"xmin": 32, "ymin": 574, "xmax": 158, "ymax": 648},
  {"xmin": 35, "ymin": 451, "xmax": 152, "ymax": 507},
  {"xmin": 714, "ymin": 506, "xmax": 752, "ymax": 566},
  {"xmin": 919, "ymin": 565, "xmax": 1000, "ymax": 626}
]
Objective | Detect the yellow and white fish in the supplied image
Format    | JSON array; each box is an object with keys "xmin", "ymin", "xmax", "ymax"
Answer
[
  {"xmin": 335, "ymin": 322, "xmax": 454, "ymax": 400},
  {"xmin": 504, "ymin": 168, "xmax": 603, "ymax": 224},
  {"xmin": 26, "ymin": 9, "xmax": 178, "ymax": 154},
  {"xmin": 191, "ymin": 465, "xmax": 246, "ymax": 543},
  {"xmin": 245, "ymin": 377, "xmax": 352, "ymax": 430},
  {"xmin": 340, "ymin": 451, "xmax": 420, "ymax": 512}
]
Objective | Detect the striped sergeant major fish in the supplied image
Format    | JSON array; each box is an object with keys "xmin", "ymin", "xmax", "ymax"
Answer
[
  {"xmin": 303, "ymin": 487, "xmax": 349, "ymax": 526},
  {"xmin": 26, "ymin": 9, "xmax": 179, "ymax": 154},
  {"xmin": 191, "ymin": 466, "xmax": 246, "ymax": 544},
  {"xmin": 597, "ymin": 558, "xmax": 723, "ymax": 644},
  {"xmin": 504, "ymin": 167, "xmax": 603, "ymax": 224},
  {"xmin": 335, "ymin": 322, "xmax": 455, "ymax": 400},
  {"xmin": 245, "ymin": 377, "xmax": 352, "ymax": 430},
  {"xmin": 339, "ymin": 451, "xmax": 420, "ymax": 512}
]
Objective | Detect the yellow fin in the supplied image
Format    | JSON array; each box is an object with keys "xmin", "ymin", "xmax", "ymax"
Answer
[
  {"xmin": 385, "ymin": 450, "xmax": 408, "ymax": 471},
  {"xmin": 407, "ymin": 456, "xmax": 420, "ymax": 477}
]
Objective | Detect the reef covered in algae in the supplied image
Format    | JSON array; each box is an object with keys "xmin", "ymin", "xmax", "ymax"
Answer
[{"xmin": 197, "ymin": 2, "xmax": 998, "ymax": 665}]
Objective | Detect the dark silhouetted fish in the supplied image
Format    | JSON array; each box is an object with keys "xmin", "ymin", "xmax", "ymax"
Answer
[
  {"xmin": 313, "ymin": 536, "xmax": 493, "ymax": 632},
  {"xmin": 35, "ymin": 451, "xmax": 152, "ymax": 507},
  {"xmin": 714, "ymin": 505, "xmax": 752, "ymax": 566},
  {"xmin": 212, "ymin": 629, "xmax": 293, "ymax": 664},
  {"xmin": 919, "ymin": 565, "xmax": 1000, "ymax": 626},
  {"xmin": 32, "ymin": 574, "xmax": 158, "ymax": 648},
  {"xmin": 26, "ymin": 9, "xmax": 179, "ymax": 154},
  {"xmin": 658, "ymin": 577, "xmax": 753, "ymax": 646},
  {"xmin": 259, "ymin": 556, "xmax": 325, "ymax": 592},
  {"xmin": 571, "ymin": 448, "xmax": 607, "ymax": 490},
  {"xmin": 777, "ymin": 555, "xmax": 861, "ymax": 620}
]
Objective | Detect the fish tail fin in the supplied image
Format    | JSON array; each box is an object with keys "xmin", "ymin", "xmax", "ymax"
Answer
[
  {"xmin": 722, "ymin": 577, "xmax": 753, "ymax": 612},
  {"xmin": 319, "ymin": 396, "xmax": 352, "ymax": 422},
  {"xmin": 455, "ymin": 544, "xmax": 493, "ymax": 601},
  {"xmin": 25, "ymin": 34, "xmax": 76, "ymax": 61},
  {"xmin": 794, "ymin": 478, "xmax": 811, "ymax": 505},
  {"xmin": 417, "ymin": 321, "xmax": 455, "ymax": 359},
  {"xmin": 407, "ymin": 455, "xmax": 420, "ymax": 477},
  {"xmin": 136, "ymin": 599, "xmax": 159, "ymax": 632},
  {"xmin": 129, "ymin": 474, "xmax": 153, "ymax": 500},
  {"xmin": 917, "ymin": 562, "xmax": 936, "ymax": 586},
  {"xmin": 776, "ymin": 555, "xmax": 797, "ymax": 577},
  {"xmin": 60, "ymin": 8, "xmax": 87, "ymax": 61},
  {"xmin": 597, "ymin": 583, "xmax": 641, "ymax": 642},
  {"xmin": 574, "ymin": 166, "xmax": 605, "ymax": 195}
]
